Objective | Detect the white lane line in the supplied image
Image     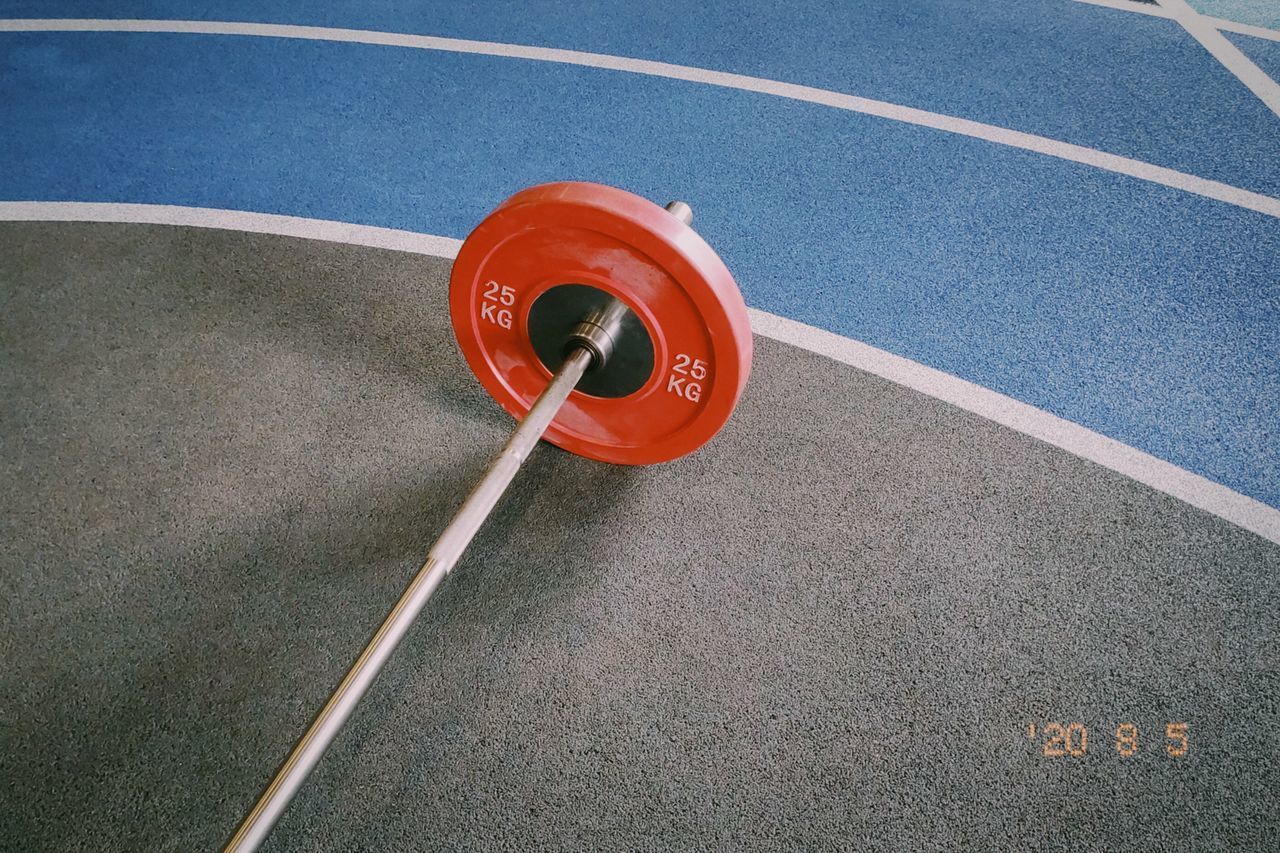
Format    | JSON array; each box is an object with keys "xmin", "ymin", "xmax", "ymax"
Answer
[
  {"xmin": 1156, "ymin": 0, "xmax": 1280, "ymax": 117},
  {"xmin": 2, "ymin": 18, "xmax": 1279, "ymax": 220},
  {"xmin": 1073, "ymin": 0, "xmax": 1280, "ymax": 42},
  {"xmin": 751, "ymin": 311, "xmax": 1280, "ymax": 546},
  {"xmin": 1220, "ymin": 19, "xmax": 1280, "ymax": 43},
  {"xmin": 1075, "ymin": 0, "xmax": 1174, "ymax": 17},
  {"xmin": 0, "ymin": 201, "xmax": 466, "ymax": 257},
  {"xmin": 3, "ymin": 200, "xmax": 1277, "ymax": 545}
]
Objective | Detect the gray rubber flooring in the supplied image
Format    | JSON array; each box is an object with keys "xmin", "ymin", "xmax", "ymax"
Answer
[{"xmin": 2, "ymin": 222, "xmax": 1277, "ymax": 851}]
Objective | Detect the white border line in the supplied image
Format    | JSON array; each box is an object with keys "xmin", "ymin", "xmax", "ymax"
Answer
[
  {"xmin": 1073, "ymin": 0, "xmax": 1280, "ymax": 42},
  {"xmin": 3, "ymin": 200, "xmax": 1276, "ymax": 545},
  {"xmin": 0, "ymin": 201, "xmax": 466, "ymax": 258},
  {"xmin": 2, "ymin": 18, "xmax": 1279, "ymax": 220},
  {"xmin": 1156, "ymin": 0, "xmax": 1280, "ymax": 117},
  {"xmin": 1075, "ymin": 0, "xmax": 1175, "ymax": 17},
  {"xmin": 1220, "ymin": 18, "xmax": 1280, "ymax": 43},
  {"xmin": 751, "ymin": 312, "xmax": 1280, "ymax": 546}
]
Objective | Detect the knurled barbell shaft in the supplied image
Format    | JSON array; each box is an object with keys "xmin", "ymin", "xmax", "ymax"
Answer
[
  {"xmin": 227, "ymin": 200, "xmax": 693, "ymax": 852},
  {"xmin": 225, "ymin": 346, "xmax": 594, "ymax": 852}
]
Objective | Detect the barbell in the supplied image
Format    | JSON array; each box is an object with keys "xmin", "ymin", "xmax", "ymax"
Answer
[{"xmin": 226, "ymin": 182, "xmax": 753, "ymax": 850}]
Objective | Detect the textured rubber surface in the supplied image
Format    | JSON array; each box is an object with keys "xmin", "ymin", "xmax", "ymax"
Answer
[
  {"xmin": 2, "ymin": 27, "xmax": 1276, "ymax": 507},
  {"xmin": 1230, "ymin": 30, "xmax": 1280, "ymax": 81},
  {"xmin": 1194, "ymin": 0, "xmax": 1280, "ymax": 29},
  {"xmin": 2, "ymin": 224, "xmax": 1276, "ymax": 851},
  {"xmin": 3, "ymin": 0, "xmax": 1277, "ymax": 193}
]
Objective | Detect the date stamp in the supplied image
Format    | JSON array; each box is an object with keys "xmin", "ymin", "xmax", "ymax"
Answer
[{"xmin": 1025, "ymin": 722, "xmax": 1189, "ymax": 758}]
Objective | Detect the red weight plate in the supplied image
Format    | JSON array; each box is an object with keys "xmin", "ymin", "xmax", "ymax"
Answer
[{"xmin": 449, "ymin": 182, "xmax": 752, "ymax": 465}]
